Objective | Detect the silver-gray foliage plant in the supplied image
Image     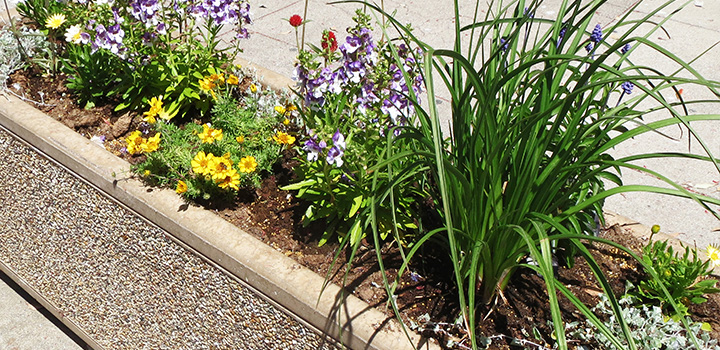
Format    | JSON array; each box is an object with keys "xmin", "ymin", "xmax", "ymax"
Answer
[
  {"xmin": 565, "ymin": 293, "xmax": 720, "ymax": 350},
  {"xmin": 0, "ymin": 25, "xmax": 48, "ymax": 88}
]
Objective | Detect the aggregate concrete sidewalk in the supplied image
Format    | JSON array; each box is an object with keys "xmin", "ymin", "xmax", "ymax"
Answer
[{"xmin": 0, "ymin": 127, "xmax": 338, "ymax": 349}]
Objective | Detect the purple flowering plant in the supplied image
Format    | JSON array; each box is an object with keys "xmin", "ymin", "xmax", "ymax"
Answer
[
  {"xmin": 19, "ymin": 0, "xmax": 251, "ymax": 115},
  {"xmin": 282, "ymin": 10, "xmax": 427, "ymax": 247}
]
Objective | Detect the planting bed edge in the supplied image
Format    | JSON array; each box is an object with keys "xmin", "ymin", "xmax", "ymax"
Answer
[{"xmin": 0, "ymin": 94, "xmax": 437, "ymax": 350}]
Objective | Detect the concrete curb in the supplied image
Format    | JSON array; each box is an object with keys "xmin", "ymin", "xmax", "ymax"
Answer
[{"xmin": 0, "ymin": 96, "xmax": 438, "ymax": 350}]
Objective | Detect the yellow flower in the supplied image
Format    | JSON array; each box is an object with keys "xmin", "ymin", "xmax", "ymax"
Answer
[
  {"xmin": 143, "ymin": 96, "xmax": 164, "ymax": 123},
  {"xmin": 236, "ymin": 135, "xmax": 245, "ymax": 143},
  {"xmin": 176, "ymin": 180, "xmax": 188, "ymax": 194},
  {"xmin": 125, "ymin": 130, "xmax": 143, "ymax": 155},
  {"xmin": 287, "ymin": 105, "xmax": 297, "ymax": 112},
  {"xmin": 282, "ymin": 118, "xmax": 290, "ymax": 126},
  {"xmin": 249, "ymin": 84, "xmax": 257, "ymax": 93},
  {"xmin": 227, "ymin": 74, "xmax": 239, "ymax": 85},
  {"xmin": 141, "ymin": 133, "xmax": 161, "ymax": 153},
  {"xmin": 144, "ymin": 170, "xmax": 151, "ymax": 177},
  {"xmin": 191, "ymin": 151, "xmax": 213, "ymax": 175},
  {"xmin": 216, "ymin": 168, "xmax": 240, "ymax": 190},
  {"xmin": 198, "ymin": 124, "xmax": 223, "ymax": 144},
  {"xmin": 45, "ymin": 14, "xmax": 66, "ymax": 29},
  {"xmin": 272, "ymin": 131, "xmax": 296, "ymax": 145},
  {"xmin": 209, "ymin": 74, "xmax": 225, "ymax": 84},
  {"xmin": 199, "ymin": 78, "xmax": 217, "ymax": 99},
  {"xmin": 707, "ymin": 244, "xmax": 720, "ymax": 268},
  {"xmin": 209, "ymin": 155, "xmax": 234, "ymax": 180},
  {"xmin": 238, "ymin": 156, "xmax": 257, "ymax": 173},
  {"xmin": 274, "ymin": 105, "xmax": 286, "ymax": 115}
]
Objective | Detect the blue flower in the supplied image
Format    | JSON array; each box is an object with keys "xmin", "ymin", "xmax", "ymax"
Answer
[
  {"xmin": 585, "ymin": 42, "xmax": 594, "ymax": 53},
  {"xmin": 621, "ymin": 43, "xmax": 631, "ymax": 54},
  {"xmin": 590, "ymin": 24, "xmax": 602, "ymax": 43},
  {"xmin": 621, "ymin": 81, "xmax": 634, "ymax": 95}
]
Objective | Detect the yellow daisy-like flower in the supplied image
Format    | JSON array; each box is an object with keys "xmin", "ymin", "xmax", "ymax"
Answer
[
  {"xmin": 125, "ymin": 130, "xmax": 143, "ymax": 155},
  {"xmin": 198, "ymin": 124, "xmax": 223, "ymax": 144},
  {"xmin": 209, "ymin": 155, "xmax": 234, "ymax": 181},
  {"xmin": 249, "ymin": 84, "xmax": 257, "ymax": 93},
  {"xmin": 143, "ymin": 96, "xmax": 163, "ymax": 123},
  {"xmin": 176, "ymin": 180, "xmax": 188, "ymax": 194},
  {"xmin": 140, "ymin": 133, "xmax": 161, "ymax": 153},
  {"xmin": 191, "ymin": 151, "xmax": 213, "ymax": 175},
  {"xmin": 236, "ymin": 135, "xmax": 245, "ymax": 144},
  {"xmin": 272, "ymin": 131, "xmax": 296, "ymax": 145},
  {"xmin": 274, "ymin": 105, "xmax": 286, "ymax": 115},
  {"xmin": 45, "ymin": 14, "xmax": 66, "ymax": 29},
  {"xmin": 216, "ymin": 168, "xmax": 240, "ymax": 190},
  {"xmin": 227, "ymin": 74, "xmax": 239, "ymax": 85},
  {"xmin": 238, "ymin": 156, "xmax": 257, "ymax": 173},
  {"xmin": 144, "ymin": 170, "xmax": 151, "ymax": 177},
  {"xmin": 282, "ymin": 118, "xmax": 290, "ymax": 126},
  {"xmin": 707, "ymin": 244, "xmax": 720, "ymax": 268}
]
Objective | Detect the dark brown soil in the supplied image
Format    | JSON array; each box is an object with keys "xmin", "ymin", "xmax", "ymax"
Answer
[{"xmin": 8, "ymin": 68, "xmax": 720, "ymax": 349}]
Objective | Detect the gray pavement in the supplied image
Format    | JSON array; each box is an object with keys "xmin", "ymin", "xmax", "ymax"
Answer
[{"xmin": 0, "ymin": 271, "xmax": 84, "ymax": 350}]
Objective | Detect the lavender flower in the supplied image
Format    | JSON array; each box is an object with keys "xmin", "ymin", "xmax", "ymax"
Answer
[
  {"xmin": 621, "ymin": 81, "xmax": 634, "ymax": 95},
  {"xmin": 326, "ymin": 146, "xmax": 344, "ymax": 167},
  {"xmin": 621, "ymin": 43, "xmax": 631, "ymax": 55},
  {"xmin": 585, "ymin": 42, "xmax": 594, "ymax": 53},
  {"xmin": 590, "ymin": 24, "xmax": 603, "ymax": 43},
  {"xmin": 303, "ymin": 137, "xmax": 325, "ymax": 162},
  {"xmin": 326, "ymin": 130, "xmax": 346, "ymax": 167}
]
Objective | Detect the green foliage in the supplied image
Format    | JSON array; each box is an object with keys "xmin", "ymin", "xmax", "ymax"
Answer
[
  {"xmin": 349, "ymin": 0, "xmax": 720, "ymax": 348},
  {"xmin": 567, "ymin": 293, "xmax": 720, "ymax": 350},
  {"xmin": 0, "ymin": 25, "xmax": 49, "ymax": 87},
  {"xmin": 17, "ymin": 0, "xmax": 249, "ymax": 117},
  {"xmin": 130, "ymin": 86, "xmax": 293, "ymax": 201},
  {"xmin": 630, "ymin": 236, "xmax": 720, "ymax": 318},
  {"xmin": 286, "ymin": 10, "xmax": 427, "ymax": 247},
  {"xmin": 62, "ymin": 44, "xmax": 125, "ymax": 108},
  {"xmin": 15, "ymin": 0, "xmax": 67, "ymax": 31}
]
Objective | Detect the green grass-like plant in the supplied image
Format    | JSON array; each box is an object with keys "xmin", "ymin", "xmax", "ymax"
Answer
[{"xmin": 340, "ymin": 0, "xmax": 720, "ymax": 348}]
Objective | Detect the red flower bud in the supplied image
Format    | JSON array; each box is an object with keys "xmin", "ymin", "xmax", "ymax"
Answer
[
  {"xmin": 321, "ymin": 30, "xmax": 338, "ymax": 53},
  {"xmin": 289, "ymin": 15, "xmax": 302, "ymax": 27}
]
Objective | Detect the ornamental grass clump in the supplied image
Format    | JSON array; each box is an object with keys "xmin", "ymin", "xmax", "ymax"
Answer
[{"xmin": 350, "ymin": 0, "xmax": 720, "ymax": 348}]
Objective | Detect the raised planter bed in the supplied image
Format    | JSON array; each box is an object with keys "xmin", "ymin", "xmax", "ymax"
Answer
[{"xmin": 0, "ymin": 75, "xmax": 438, "ymax": 349}]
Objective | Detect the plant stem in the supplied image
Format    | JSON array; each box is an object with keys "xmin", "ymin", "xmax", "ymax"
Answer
[{"xmin": 300, "ymin": 0, "xmax": 309, "ymax": 52}]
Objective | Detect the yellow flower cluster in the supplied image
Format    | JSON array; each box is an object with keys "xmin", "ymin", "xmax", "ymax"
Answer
[
  {"xmin": 143, "ymin": 96, "xmax": 169, "ymax": 123},
  {"xmin": 272, "ymin": 131, "xmax": 295, "ymax": 145},
  {"xmin": 198, "ymin": 73, "xmax": 240, "ymax": 99},
  {"xmin": 191, "ymin": 151, "xmax": 256, "ymax": 190},
  {"xmin": 198, "ymin": 124, "xmax": 223, "ymax": 144},
  {"xmin": 126, "ymin": 131, "xmax": 161, "ymax": 155}
]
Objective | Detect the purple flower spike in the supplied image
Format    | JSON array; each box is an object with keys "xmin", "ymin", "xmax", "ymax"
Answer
[
  {"xmin": 590, "ymin": 24, "xmax": 602, "ymax": 43},
  {"xmin": 621, "ymin": 81, "xmax": 634, "ymax": 95}
]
